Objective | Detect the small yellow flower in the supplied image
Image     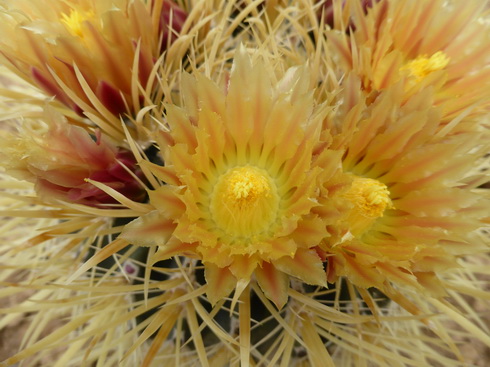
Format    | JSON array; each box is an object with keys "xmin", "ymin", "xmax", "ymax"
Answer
[
  {"xmin": 0, "ymin": 0, "xmax": 187, "ymax": 139},
  {"xmin": 341, "ymin": 176, "xmax": 394, "ymax": 235},
  {"xmin": 322, "ymin": 75, "xmax": 489, "ymax": 295},
  {"xmin": 326, "ymin": 0, "xmax": 490, "ymax": 121}
]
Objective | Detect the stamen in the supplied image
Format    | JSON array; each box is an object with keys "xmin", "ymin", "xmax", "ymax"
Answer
[{"xmin": 401, "ymin": 51, "xmax": 450, "ymax": 81}]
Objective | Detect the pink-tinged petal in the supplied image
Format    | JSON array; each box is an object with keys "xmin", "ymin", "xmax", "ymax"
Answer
[
  {"xmin": 363, "ymin": 110, "xmax": 429, "ymax": 162},
  {"xmin": 31, "ymin": 66, "xmax": 72, "ymax": 107},
  {"xmin": 170, "ymin": 143, "xmax": 197, "ymax": 171},
  {"xmin": 374, "ymin": 221, "xmax": 451, "ymax": 245},
  {"xmin": 274, "ymin": 249, "xmax": 327, "ymax": 287},
  {"xmin": 255, "ymin": 262, "xmax": 289, "ymax": 309},
  {"xmin": 384, "ymin": 143, "xmax": 474, "ymax": 187},
  {"xmin": 195, "ymin": 108, "xmax": 227, "ymax": 168},
  {"xmin": 96, "ymin": 81, "xmax": 127, "ymax": 116},
  {"xmin": 394, "ymin": 187, "xmax": 479, "ymax": 217},
  {"xmin": 120, "ymin": 210, "xmax": 176, "ymax": 246},
  {"xmin": 384, "ymin": 215, "xmax": 480, "ymax": 233},
  {"xmin": 336, "ymin": 252, "xmax": 385, "ymax": 289},
  {"xmin": 140, "ymin": 161, "xmax": 180, "ymax": 186},
  {"xmin": 195, "ymin": 73, "xmax": 226, "ymax": 116},
  {"xmin": 372, "ymin": 50, "xmax": 404, "ymax": 90},
  {"xmin": 313, "ymin": 149, "xmax": 344, "ymax": 182},
  {"xmin": 198, "ymin": 245, "xmax": 233, "ymax": 269},
  {"xmin": 375, "ymin": 262, "xmax": 420, "ymax": 289},
  {"xmin": 361, "ymin": 237, "xmax": 418, "ymax": 262},
  {"xmin": 411, "ymin": 246, "xmax": 460, "ymax": 273},
  {"xmin": 204, "ymin": 264, "xmax": 237, "ymax": 305}
]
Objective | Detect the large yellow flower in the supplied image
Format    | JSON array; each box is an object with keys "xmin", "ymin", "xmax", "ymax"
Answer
[
  {"xmin": 121, "ymin": 47, "xmax": 343, "ymax": 307},
  {"xmin": 326, "ymin": 0, "xmax": 490, "ymax": 123},
  {"xmin": 0, "ymin": 0, "xmax": 187, "ymax": 139}
]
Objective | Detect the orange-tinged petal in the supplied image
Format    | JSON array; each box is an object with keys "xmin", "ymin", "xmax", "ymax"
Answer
[
  {"xmin": 265, "ymin": 238, "xmax": 297, "ymax": 260},
  {"xmin": 375, "ymin": 262, "xmax": 420, "ymax": 290},
  {"xmin": 204, "ymin": 264, "xmax": 237, "ymax": 305},
  {"xmin": 394, "ymin": 187, "xmax": 479, "ymax": 217},
  {"xmin": 151, "ymin": 237, "xmax": 198, "ymax": 263},
  {"xmin": 274, "ymin": 248, "xmax": 327, "ymax": 287},
  {"xmin": 148, "ymin": 185, "xmax": 185, "ymax": 218},
  {"xmin": 334, "ymin": 252, "xmax": 385, "ymax": 289},
  {"xmin": 290, "ymin": 215, "xmax": 328, "ymax": 248},
  {"xmin": 120, "ymin": 210, "xmax": 175, "ymax": 247},
  {"xmin": 255, "ymin": 262, "xmax": 289, "ymax": 309},
  {"xmin": 228, "ymin": 254, "xmax": 260, "ymax": 280}
]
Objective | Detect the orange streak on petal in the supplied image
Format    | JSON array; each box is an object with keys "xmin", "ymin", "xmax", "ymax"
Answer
[
  {"xmin": 204, "ymin": 264, "xmax": 237, "ymax": 305},
  {"xmin": 255, "ymin": 262, "xmax": 289, "ymax": 309},
  {"xmin": 152, "ymin": 237, "xmax": 198, "ymax": 263},
  {"xmin": 228, "ymin": 255, "xmax": 259, "ymax": 280},
  {"xmin": 274, "ymin": 248, "xmax": 327, "ymax": 287}
]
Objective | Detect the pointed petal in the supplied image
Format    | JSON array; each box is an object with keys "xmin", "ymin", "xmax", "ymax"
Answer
[
  {"xmin": 228, "ymin": 255, "xmax": 259, "ymax": 280},
  {"xmin": 255, "ymin": 262, "xmax": 289, "ymax": 309},
  {"xmin": 274, "ymin": 249, "xmax": 327, "ymax": 287},
  {"xmin": 120, "ymin": 210, "xmax": 175, "ymax": 246},
  {"xmin": 151, "ymin": 237, "xmax": 198, "ymax": 263},
  {"xmin": 291, "ymin": 215, "xmax": 328, "ymax": 248},
  {"xmin": 204, "ymin": 264, "xmax": 237, "ymax": 305}
]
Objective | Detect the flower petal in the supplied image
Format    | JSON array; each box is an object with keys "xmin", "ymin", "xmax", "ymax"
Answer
[
  {"xmin": 120, "ymin": 210, "xmax": 175, "ymax": 246},
  {"xmin": 255, "ymin": 262, "xmax": 289, "ymax": 309},
  {"xmin": 274, "ymin": 248, "xmax": 327, "ymax": 287},
  {"xmin": 204, "ymin": 264, "xmax": 237, "ymax": 305}
]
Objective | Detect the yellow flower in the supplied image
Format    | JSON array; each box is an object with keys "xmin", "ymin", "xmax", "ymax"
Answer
[
  {"xmin": 120, "ymin": 47, "xmax": 343, "ymax": 308},
  {"xmin": 321, "ymin": 75, "xmax": 489, "ymax": 299},
  {"xmin": 0, "ymin": 2, "xmax": 489, "ymax": 366},
  {"xmin": 326, "ymin": 0, "xmax": 490, "ymax": 122},
  {"xmin": 0, "ymin": 0, "xmax": 187, "ymax": 139}
]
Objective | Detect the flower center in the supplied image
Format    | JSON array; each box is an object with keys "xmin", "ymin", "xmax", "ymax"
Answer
[
  {"xmin": 225, "ymin": 166, "xmax": 270, "ymax": 209},
  {"xmin": 61, "ymin": 9, "xmax": 94, "ymax": 38},
  {"xmin": 210, "ymin": 166, "xmax": 279, "ymax": 239},
  {"xmin": 345, "ymin": 177, "xmax": 392, "ymax": 217},
  {"xmin": 341, "ymin": 177, "xmax": 393, "ymax": 236},
  {"xmin": 401, "ymin": 51, "xmax": 450, "ymax": 81}
]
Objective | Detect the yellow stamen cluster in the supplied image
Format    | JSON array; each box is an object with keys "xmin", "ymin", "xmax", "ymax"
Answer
[
  {"xmin": 342, "ymin": 177, "xmax": 393, "ymax": 236},
  {"xmin": 402, "ymin": 51, "xmax": 450, "ymax": 81},
  {"xmin": 225, "ymin": 166, "xmax": 271, "ymax": 209},
  {"xmin": 346, "ymin": 177, "xmax": 393, "ymax": 218},
  {"xmin": 61, "ymin": 9, "xmax": 94, "ymax": 38},
  {"xmin": 210, "ymin": 166, "xmax": 278, "ymax": 239}
]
